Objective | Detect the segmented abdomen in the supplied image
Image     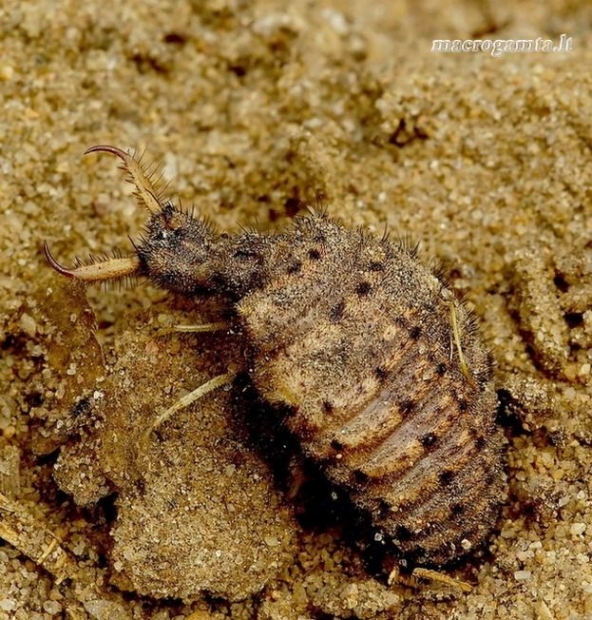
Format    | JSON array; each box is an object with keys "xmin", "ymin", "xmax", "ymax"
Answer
[{"xmin": 238, "ymin": 218, "xmax": 505, "ymax": 565}]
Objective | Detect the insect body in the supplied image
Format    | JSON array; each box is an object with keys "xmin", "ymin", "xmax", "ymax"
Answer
[{"xmin": 45, "ymin": 146, "xmax": 506, "ymax": 568}]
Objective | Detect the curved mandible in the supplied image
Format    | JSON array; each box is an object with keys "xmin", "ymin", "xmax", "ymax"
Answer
[
  {"xmin": 43, "ymin": 145, "xmax": 160, "ymax": 283},
  {"xmin": 43, "ymin": 241, "xmax": 140, "ymax": 282},
  {"xmin": 85, "ymin": 145, "xmax": 165, "ymax": 214}
]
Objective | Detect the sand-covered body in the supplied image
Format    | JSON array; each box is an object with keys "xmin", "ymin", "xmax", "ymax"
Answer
[{"xmin": 234, "ymin": 215, "xmax": 506, "ymax": 565}]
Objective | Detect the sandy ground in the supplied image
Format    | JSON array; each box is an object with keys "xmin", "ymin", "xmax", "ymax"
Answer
[{"xmin": 1, "ymin": 0, "xmax": 592, "ymax": 619}]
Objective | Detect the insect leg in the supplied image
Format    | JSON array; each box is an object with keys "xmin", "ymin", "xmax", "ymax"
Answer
[
  {"xmin": 144, "ymin": 372, "xmax": 234, "ymax": 440},
  {"xmin": 171, "ymin": 322, "xmax": 228, "ymax": 333},
  {"xmin": 448, "ymin": 301, "xmax": 476, "ymax": 387},
  {"xmin": 387, "ymin": 565, "xmax": 473, "ymax": 592},
  {"xmin": 411, "ymin": 567, "xmax": 473, "ymax": 592},
  {"xmin": 155, "ymin": 322, "xmax": 229, "ymax": 336}
]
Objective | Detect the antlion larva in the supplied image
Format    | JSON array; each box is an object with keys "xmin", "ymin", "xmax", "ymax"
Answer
[{"xmin": 45, "ymin": 145, "xmax": 507, "ymax": 568}]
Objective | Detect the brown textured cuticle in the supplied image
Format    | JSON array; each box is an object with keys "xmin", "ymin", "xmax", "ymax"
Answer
[{"xmin": 46, "ymin": 146, "xmax": 507, "ymax": 569}]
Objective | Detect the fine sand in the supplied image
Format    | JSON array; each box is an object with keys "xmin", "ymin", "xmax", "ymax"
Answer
[{"xmin": 1, "ymin": 1, "xmax": 591, "ymax": 619}]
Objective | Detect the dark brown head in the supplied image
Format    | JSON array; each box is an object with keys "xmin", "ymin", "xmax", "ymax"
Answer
[
  {"xmin": 44, "ymin": 145, "xmax": 271, "ymax": 299},
  {"xmin": 135, "ymin": 201, "xmax": 220, "ymax": 295},
  {"xmin": 44, "ymin": 146, "xmax": 222, "ymax": 295}
]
